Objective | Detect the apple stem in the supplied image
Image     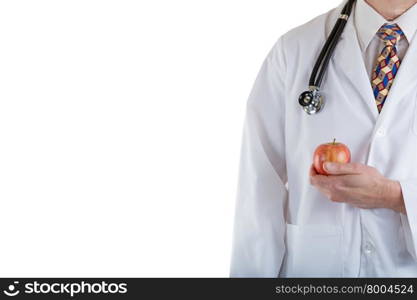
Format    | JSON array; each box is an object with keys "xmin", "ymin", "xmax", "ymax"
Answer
[{"xmin": 333, "ymin": 138, "xmax": 336, "ymax": 145}]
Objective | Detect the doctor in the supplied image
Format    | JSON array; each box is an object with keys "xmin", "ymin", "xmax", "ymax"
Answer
[{"xmin": 230, "ymin": 0, "xmax": 417, "ymax": 277}]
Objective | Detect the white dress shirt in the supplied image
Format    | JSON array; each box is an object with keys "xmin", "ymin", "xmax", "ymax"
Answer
[{"xmin": 355, "ymin": 0, "xmax": 417, "ymax": 80}]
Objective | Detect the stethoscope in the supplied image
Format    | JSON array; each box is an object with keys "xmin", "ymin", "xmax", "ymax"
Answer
[{"xmin": 298, "ymin": 0, "xmax": 356, "ymax": 115}]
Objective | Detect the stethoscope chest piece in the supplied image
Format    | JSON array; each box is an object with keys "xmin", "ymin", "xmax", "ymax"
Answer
[{"xmin": 298, "ymin": 87, "xmax": 324, "ymax": 115}]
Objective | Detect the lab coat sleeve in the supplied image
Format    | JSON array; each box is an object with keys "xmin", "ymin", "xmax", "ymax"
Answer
[
  {"xmin": 399, "ymin": 179, "xmax": 417, "ymax": 260},
  {"xmin": 229, "ymin": 37, "xmax": 288, "ymax": 277}
]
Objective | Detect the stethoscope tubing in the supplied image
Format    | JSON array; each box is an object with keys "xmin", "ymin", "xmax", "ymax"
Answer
[{"xmin": 309, "ymin": 0, "xmax": 356, "ymax": 89}]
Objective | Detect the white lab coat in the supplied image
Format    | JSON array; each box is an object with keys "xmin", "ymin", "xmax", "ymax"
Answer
[{"xmin": 230, "ymin": 0, "xmax": 417, "ymax": 277}]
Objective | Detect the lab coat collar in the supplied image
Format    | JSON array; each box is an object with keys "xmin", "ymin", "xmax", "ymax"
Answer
[
  {"xmin": 355, "ymin": 0, "xmax": 417, "ymax": 51},
  {"xmin": 330, "ymin": 1, "xmax": 379, "ymax": 121},
  {"xmin": 394, "ymin": 2, "xmax": 417, "ymax": 42}
]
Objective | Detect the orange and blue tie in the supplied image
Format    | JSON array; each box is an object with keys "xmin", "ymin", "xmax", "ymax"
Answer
[{"xmin": 371, "ymin": 23, "xmax": 404, "ymax": 113}]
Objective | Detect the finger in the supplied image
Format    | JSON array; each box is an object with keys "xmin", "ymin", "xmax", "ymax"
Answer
[
  {"xmin": 310, "ymin": 164, "xmax": 319, "ymax": 176},
  {"xmin": 310, "ymin": 172, "xmax": 336, "ymax": 188},
  {"xmin": 323, "ymin": 162, "xmax": 364, "ymax": 175},
  {"xmin": 334, "ymin": 174, "xmax": 364, "ymax": 188},
  {"xmin": 315, "ymin": 186, "xmax": 332, "ymax": 198},
  {"xmin": 309, "ymin": 165, "xmax": 318, "ymax": 185},
  {"xmin": 309, "ymin": 164, "xmax": 326, "ymax": 185}
]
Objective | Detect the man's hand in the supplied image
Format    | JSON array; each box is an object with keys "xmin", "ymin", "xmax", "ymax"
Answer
[{"xmin": 309, "ymin": 162, "xmax": 406, "ymax": 214}]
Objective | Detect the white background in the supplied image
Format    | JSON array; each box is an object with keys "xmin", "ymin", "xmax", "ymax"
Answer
[{"xmin": 0, "ymin": 0, "xmax": 337, "ymax": 277}]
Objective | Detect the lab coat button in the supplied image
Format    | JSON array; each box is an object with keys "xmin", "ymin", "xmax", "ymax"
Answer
[
  {"xmin": 364, "ymin": 242, "xmax": 374, "ymax": 254},
  {"xmin": 376, "ymin": 127, "xmax": 386, "ymax": 137}
]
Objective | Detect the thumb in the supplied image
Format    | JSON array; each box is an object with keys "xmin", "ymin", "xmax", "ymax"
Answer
[{"xmin": 324, "ymin": 162, "xmax": 362, "ymax": 175}]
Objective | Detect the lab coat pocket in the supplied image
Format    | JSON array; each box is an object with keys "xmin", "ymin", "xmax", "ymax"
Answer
[{"xmin": 282, "ymin": 223, "xmax": 343, "ymax": 277}]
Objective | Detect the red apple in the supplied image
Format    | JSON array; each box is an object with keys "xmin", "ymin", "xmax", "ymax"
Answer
[{"xmin": 313, "ymin": 138, "xmax": 351, "ymax": 175}]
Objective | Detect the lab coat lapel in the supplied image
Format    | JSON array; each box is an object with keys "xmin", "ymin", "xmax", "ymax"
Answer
[
  {"xmin": 376, "ymin": 32, "xmax": 417, "ymax": 122},
  {"xmin": 330, "ymin": 14, "xmax": 379, "ymax": 121}
]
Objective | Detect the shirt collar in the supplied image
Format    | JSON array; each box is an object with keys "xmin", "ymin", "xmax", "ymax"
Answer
[
  {"xmin": 394, "ymin": 2, "xmax": 417, "ymax": 42},
  {"xmin": 354, "ymin": 0, "xmax": 417, "ymax": 51}
]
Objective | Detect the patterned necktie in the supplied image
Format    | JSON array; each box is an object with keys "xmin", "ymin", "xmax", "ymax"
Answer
[{"xmin": 371, "ymin": 23, "xmax": 404, "ymax": 113}]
